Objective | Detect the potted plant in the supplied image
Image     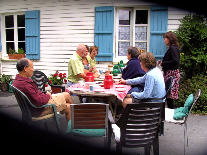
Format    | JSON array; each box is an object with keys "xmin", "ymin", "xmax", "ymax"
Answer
[
  {"xmin": 0, "ymin": 74, "xmax": 13, "ymax": 91},
  {"xmin": 48, "ymin": 71, "xmax": 67, "ymax": 93},
  {"xmin": 8, "ymin": 47, "xmax": 25, "ymax": 59}
]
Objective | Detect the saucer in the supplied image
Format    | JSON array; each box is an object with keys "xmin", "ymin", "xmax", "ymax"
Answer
[{"xmin": 116, "ymin": 88, "xmax": 125, "ymax": 92}]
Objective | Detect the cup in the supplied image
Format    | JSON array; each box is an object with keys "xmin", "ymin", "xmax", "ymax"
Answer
[
  {"xmin": 78, "ymin": 81, "xmax": 84, "ymax": 87},
  {"xmin": 99, "ymin": 70, "xmax": 103, "ymax": 74},
  {"xmin": 89, "ymin": 85, "xmax": 94, "ymax": 91}
]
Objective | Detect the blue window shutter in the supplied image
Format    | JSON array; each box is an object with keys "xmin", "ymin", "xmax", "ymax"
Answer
[
  {"xmin": 94, "ymin": 6, "xmax": 114, "ymax": 61},
  {"xmin": 25, "ymin": 10, "xmax": 40, "ymax": 59},
  {"xmin": 150, "ymin": 6, "xmax": 168, "ymax": 61}
]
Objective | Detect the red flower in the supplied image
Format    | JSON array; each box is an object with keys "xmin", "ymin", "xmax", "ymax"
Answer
[
  {"xmin": 59, "ymin": 73, "xmax": 62, "ymax": 77},
  {"xmin": 45, "ymin": 84, "xmax": 48, "ymax": 87},
  {"xmin": 64, "ymin": 79, "xmax": 67, "ymax": 83},
  {"xmin": 54, "ymin": 74, "xmax": 58, "ymax": 77},
  {"xmin": 49, "ymin": 80, "xmax": 52, "ymax": 84}
]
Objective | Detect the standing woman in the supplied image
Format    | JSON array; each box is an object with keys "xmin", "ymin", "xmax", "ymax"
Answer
[{"xmin": 157, "ymin": 31, "xmax": 180, "ymax": 109}]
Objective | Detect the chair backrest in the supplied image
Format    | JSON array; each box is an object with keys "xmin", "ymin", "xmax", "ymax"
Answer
[
  {"xmin": 164, "ymin": 76, "xmax": 175, "ymax": 99},
  {"xmin": 116, "ymin": 102, "xmax": 165, "ymax": 147},
  {"xmin": 31, "ymin": 70, "xmax": 49, "ymax": 92},
  {"xmin": 70, "ymin": 103, "xmax": 109, "ymax": 136},
  {"xmin": 10, "ymin": 84, "xmax": 36, "ymax": 123},
  {"xmin": 183, "ymin": 89, "xmax": 201, "ymax": 124}
]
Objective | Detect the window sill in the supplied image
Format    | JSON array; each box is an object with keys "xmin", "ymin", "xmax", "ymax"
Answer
[{"xmin": 1, "ymin": 57, "xmax": 19, "ymax": 61}]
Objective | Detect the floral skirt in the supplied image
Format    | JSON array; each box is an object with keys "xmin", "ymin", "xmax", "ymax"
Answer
[{"xmin": 164, "ymin": 69, "xmax": 180, "ymax": 100}]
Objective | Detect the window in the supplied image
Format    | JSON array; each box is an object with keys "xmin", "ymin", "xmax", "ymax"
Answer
[
  {"xmin": 115, "ymin": 7, "xmax": 150, "ymax": 60},
  {"xmin": 2, "ymin": 13, "xmax": 25, "ymax": 54}
]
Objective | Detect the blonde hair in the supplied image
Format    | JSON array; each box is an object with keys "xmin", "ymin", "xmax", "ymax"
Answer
[{"xmin": 136, "ymin": 47, "xmax": 146, "ymax": 55}]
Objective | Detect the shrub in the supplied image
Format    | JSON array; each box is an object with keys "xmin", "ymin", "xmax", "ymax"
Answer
[
  {"xmin": 174, "ymin": 74, "xmax": 207, "ymax": 114},
  {"xmin": 174, "ymin": 14, "xmax": 207, "ymax": 79}
]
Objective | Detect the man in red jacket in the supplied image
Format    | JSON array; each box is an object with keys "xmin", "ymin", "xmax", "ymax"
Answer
[{"xmin": 13, "ymin": 58, "xmax": 73, "ymax": 121}]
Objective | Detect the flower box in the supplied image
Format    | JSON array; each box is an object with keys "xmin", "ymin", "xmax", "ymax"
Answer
[{"xmin": 8, "ymin": 54, "xmax": 25, "ymax": 59}]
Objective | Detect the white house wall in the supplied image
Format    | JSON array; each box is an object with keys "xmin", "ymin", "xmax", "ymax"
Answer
[{"xmin": 0, "ymin": 0, "xmax": 190, "ymax": 79}]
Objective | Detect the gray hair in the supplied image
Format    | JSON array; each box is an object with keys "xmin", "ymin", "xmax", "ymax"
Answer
[
  {"xmin": 16, "ymin": 58, "xmax": 29, "ymax": 72},
  {"xmin": 76, "ymin": 44, "xmax": 86, "ymax": 53}
]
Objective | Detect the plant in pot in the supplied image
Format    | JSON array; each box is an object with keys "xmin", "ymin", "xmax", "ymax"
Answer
[
  {"xmin": 0, "ymin": 74, "xmax": 13, "ymax": 91},
  {"xmin": 48, "ymin": 71, "xmax": 67, "ymax": 94},
  {"xmin": 8, "ymin": 47, "xmax": 25, "ymax": 59}
]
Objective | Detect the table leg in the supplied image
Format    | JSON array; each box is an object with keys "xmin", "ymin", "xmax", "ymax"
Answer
[
  {"xmin": 113, "ymin": 97, "xmax": 119, "ymax": 121},
  {"xmin": 78, "ymin": 96, "xmax": 83, "ymax": 103}
]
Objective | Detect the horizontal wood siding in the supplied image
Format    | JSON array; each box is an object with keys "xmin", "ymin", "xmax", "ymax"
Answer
[
  {"xmin": 167, "ymin": 7, "xmax": 191, "ymax": 32},
  {"xmin": 0, "ymin": 0, "xmax": 189, "ymax": 78}
]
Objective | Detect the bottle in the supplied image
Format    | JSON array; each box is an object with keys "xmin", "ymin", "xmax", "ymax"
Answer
[
  {"xmin": 85, "ymin": 72, "xmax": 94, "ymax": 82},
  {"xmin": 112, "ymin": 65, "xmax": 120, "ymax": 76},
  {"xmin": 104, "ymin": 75, "xmax": 113, "ymax": 89}
]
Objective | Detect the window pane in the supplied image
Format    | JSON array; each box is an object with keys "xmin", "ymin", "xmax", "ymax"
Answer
[
  {"xmin": 135, "ymin": 10, "xmax": 148, "ymax": 24},
  {"xmin": 5, "ymin": 15, "xmax": 14, "ymax": 28},
  {"xmin": 6, "ymin": 29, "xmax": 14, "ymax": 41},
  {"xmin": 135, "ymin": 42, "xmax": 147, "ymax": 52},
  {"xmin": 119, "ymin": 10, "xmax": 130, "ymax": 25},
  {"xmin": 119, "ymin": 26, "xmax": 130, "ymax": 40},
  {"xmin": 118, "ymin": 42, "xmax": 130, "ymax": 56},
  {"xmin": 6, "ymin": 42, "xmax": 15, "ymax": 54},
  {"xmin": 18, "ymin": 28, "xmax": 25, "ymax": 41},
  {"xmin": 135, "ymin": 26, "xmax": 147, "ymax": 41},
  {"xmin": 18, "ymin": 42, "xmax": 26, "ymax": 53},
  {"xmin": 17, "ymin": 15, "xmax": 25, "ymax": 27}
]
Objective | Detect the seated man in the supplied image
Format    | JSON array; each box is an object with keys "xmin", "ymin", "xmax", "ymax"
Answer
[
  {"xmin": 67, "ymin": 44, "xmax": 87, "ymax": 87},
  {"xmin": 13, "ymin": 58, "xmax": 73, "ymax": 122},
  {"xmin": 120, "ymin": 52, "xmax": 166, "ymax": 109}
]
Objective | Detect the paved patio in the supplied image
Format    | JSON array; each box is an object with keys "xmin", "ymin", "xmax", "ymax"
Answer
[{"xmin": 0, "ymin": 91, "xmax": 207, "ymax": 155}]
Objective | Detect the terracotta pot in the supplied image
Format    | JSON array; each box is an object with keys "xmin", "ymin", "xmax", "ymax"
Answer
[
  {"xmin": 0, "ymin": 82, "xmax": 9, "ymax": 91},
  {"xmin": 51, "ymin": 87, "xmax": 62, "ymax": 94},
  {"xmin": 8, "ymin": 54, "xmax": 25, "ymax": 59}
]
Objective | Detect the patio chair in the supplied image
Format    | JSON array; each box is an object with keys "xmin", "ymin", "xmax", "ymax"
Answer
[
  {"xmin": 165, "ymin": 89, "xmax": 201, "ymax": 155},
  {"xmin": 10, "ymin": 84, "xmax": 61, "ymax": 134},
  {"xmin": 69, "ymin": 103, "xmax": 110, "ymax": 150},
  {"xmin": 140, "ymin": 75, "xmax": 175, "ymax": 135},
  {"xmin": 31, "ymin": 70, "xmax": 65, "ymax": 93},
  {"xmin": 110, "ymin": 102, "xmax": 165, "ymax": 155}
]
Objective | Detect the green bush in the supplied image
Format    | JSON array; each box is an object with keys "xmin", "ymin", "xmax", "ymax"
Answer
[
  {"xmin": 174, "ymin": 74, "xmax": 207, "ymax": 114},
  {"xmin": 174, "ymin": 14, "xmax": 207, "ymax": 79}
]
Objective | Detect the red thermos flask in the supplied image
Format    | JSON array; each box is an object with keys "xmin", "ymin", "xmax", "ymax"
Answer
[
  {"xmin": 85, "ymin": 72, "xmax": 94, "ymax": 82},
  {"xmin": 104, "ymin": 75, "xmax": 113, "ymax": 89}
]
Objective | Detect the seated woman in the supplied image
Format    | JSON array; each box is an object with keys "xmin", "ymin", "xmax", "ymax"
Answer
[
  {"xmin": 82, "ymin": 45, "xmax": 99, "ymax": 78},
  {"xmin": 122, "ymin": 46, "xmax": 146, "ymax": 94},
  {"xmin": 120, "ymin": 52, "xmax": 166, "ymax": 109}
]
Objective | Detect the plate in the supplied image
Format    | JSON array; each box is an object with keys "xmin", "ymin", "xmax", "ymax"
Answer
[
  {"xmin": 99, "ymin": 76, "xmax": 105, "ymax": 79},
  {"xmin": 115, "ymin": 85, "xmax": 124, "ymax": 88},
  {"xmin": 113, "ymin": 76, "xmax": 121, "ymax": 79},
  {"xmin": 73, "ymin": 88, "xmax": 83, "ymax": 91},
  {"xmin": 116, "ymin": 88, "xmax": 125, "ymax": 92},
  {"xmin": 94, "ymin": 89, "xmax": 104, "ymax": 93}
]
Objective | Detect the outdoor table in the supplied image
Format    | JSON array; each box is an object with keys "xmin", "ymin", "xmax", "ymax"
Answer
[{"xmin": 66, "ymin": 82, "xmax": 131, "ymax": 121}]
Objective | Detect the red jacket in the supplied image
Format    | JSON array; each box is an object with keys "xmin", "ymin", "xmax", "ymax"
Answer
[{"xmin": 13, "ymin": 74, "xmax": 50, "ymax": 117}]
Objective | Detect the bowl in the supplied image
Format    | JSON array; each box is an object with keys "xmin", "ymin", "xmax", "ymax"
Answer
[{"xmin": 85, "ymin": 82, "xmax": 96, "ymax": 89}]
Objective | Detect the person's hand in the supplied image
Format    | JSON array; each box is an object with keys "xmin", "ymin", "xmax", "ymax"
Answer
[
  {"xmin": 119, "ymin": 79, "xmax": 126, "ymax": 84},
  {"xmin": 46, "ymin": 91, "xmax": 52, "ymax": 98},
  {"xmin": 157, "ymin": 60, "xmax": 162, "ymax": 66}
]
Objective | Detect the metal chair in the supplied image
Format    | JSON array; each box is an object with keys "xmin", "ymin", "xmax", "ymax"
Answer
[
  {"xmin": 70, "ymin": 103, "xmax": 110, "ymax": 150},
  {"xmin": 110, "ymin": 102, "xmax": 165, "ymax": 155},
  {"xmin": 10, "ymin": 84, "xmax": 61, "ymax": 134},
  {"xmin": 165, "ymin": 89, "xmax": 201, "ymax": 155},
  {"xmin": 31, "ymin": 70, "xmax": 65, "ymax": 93}
]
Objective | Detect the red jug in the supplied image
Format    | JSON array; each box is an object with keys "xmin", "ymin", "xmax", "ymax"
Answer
[
  {"xmin": 104, "ymin": 75, "xmax": 113, "ymax": 89},
  {"xmin": 85, "ymin": 72, "xmax": 94, "ymax": 82}
]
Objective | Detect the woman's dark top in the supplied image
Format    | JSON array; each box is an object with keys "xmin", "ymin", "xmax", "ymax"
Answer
[
  {"xmin": 161, "ymin": 45, "xmax": 180, "ymax": 72},
  {"xmin": 122, "ymin": 57, "xmax": 145, "ymax": 87}
]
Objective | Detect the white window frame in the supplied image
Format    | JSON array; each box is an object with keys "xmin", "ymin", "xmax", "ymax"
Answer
[
  {"xmin": 114, "ymin": 6, "xmax": 150, "ymax": 63},
  {"xmin": 1, "ymin": 12, "xmax": 25, "ymax": 58}
]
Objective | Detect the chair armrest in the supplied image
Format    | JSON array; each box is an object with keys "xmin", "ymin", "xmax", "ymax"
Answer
[{"xmin": 49, "ymin": 84, "xmax": 65, "ymax": 92}]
